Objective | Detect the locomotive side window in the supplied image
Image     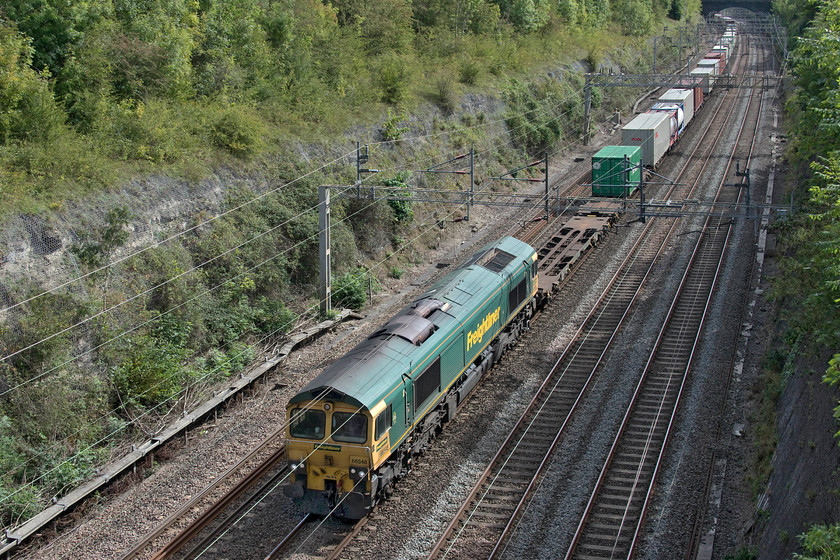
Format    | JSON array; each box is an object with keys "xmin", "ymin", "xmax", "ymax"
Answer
[
  {"xmin": 375, "ymin": 404, "xmax": 393, "ymax": 440},
  {"xmin": 531, "ymin": 261, "xmax": 538, "ymax": 278},
  {"xmin": 414, "ymin": 358, "xmax": 441, "ymax": 410},
  {"xmin": 509, "ymin": 277, "xmax": 527, "ymax": 313},
  {"xmin": 332, "ymin": 412, "xmax": 368, "ymax": 444},
  {"xmin": 290, "ymin": 408, "xmax": 326, "ymax": 439}
]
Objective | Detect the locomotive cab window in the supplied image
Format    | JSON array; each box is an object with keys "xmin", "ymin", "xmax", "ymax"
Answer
[
  {"xmin": 331, "ymin": 412, "xmax": 368, "ymax": 444},
  {"xmin": 531, "ymin": 260, "xmax": 538, "ymax": 278},
  {"xmin": 375, "ymin": 404, "xmax": 393, "ymax": 440},
  {"xmin": 290, "ymin": 408, "xmax": 326, "ymax": 440}
]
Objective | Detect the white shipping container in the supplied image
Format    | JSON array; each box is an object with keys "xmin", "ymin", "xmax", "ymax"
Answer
[
  {"xmin": 713, "ymin": 44, "xmax": 730, "ymax": 57},
  {"xmin": 658, "ymin": 88, "xmax": 695, "ymax": 126},
  {"xmin": 622, "ymin": 112, "xmax": 672, "ymax": 168},
  {"xmin": 690, "ymin": 67, "xmax": 715, "ymax": 93},
  {"xmin": 697, "ymin": 58, "xmax": 721, "ymax": 75}
]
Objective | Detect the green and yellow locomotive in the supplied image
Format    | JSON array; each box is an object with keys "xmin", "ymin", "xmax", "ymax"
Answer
[{"xmin": 282, "ymin": 237, "xmax": 539, "ymax": 519}]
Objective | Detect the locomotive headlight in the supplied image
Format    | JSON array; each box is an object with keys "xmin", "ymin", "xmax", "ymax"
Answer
[{"xmin": 350, "ymin": 468, "xmax": 356, "ymax": 475}]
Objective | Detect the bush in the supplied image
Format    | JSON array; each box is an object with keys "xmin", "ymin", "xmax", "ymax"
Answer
[
  {"xmin": 458, "ymin": 58, "xmax": 482, "ymax": 85},
  {"xmin": 383, "ymin": 172, "xmax": 414, "ymax": 223},
  {"xmin": 793, "ymin": 524, "xmax": 840, "ymax": 559},
  {"xmin": 255, "ymin": 297, "xmax": 297, "ymax": 336},
  {"xmin": 435, "ymin": 73, "xmax": 458, "ymax": 114},
  {"xmin": 373, "ymin": 54, "xmax": 413, "ymax": 104},
  {"xmin": 333, "ymin": 268, "xmax": 375, "ymax": 311},
  {"xmin": 382, "ymin": 109, "xmax": 409, "ymax": 141},
  {"xmin": 0, "ymin": 20, "xmax": 66, "ymax": 144},
  {"xmin": 112, "ymin": 335, "xmax": 191, "ymax": 407},
  {"xmin": 0, "ymin": 482, "xmax": 41, "ymax": 528},
  {"xmin": 612, "ymin": 0, "xmax": 654, "ymax": 36},
  {"xmin": 210, "ymin": 105, "xmax": 266, "ymax": 158}
]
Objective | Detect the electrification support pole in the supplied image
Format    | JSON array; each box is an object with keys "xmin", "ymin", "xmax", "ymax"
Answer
[
  {"xmin": 679, "ymin": 26, "xmax": 683, "ymax": 70},
  {"xmin": 583, "ymin": 74, "xmax": 592, "ymax": 146},
  {"xmin": 639, "ymin": 182, "xmax": 646, "ymax": 223},
  {"xmin": 696, "ymin": 23, "xmax": 701, "ymax": 57},
  {"xmin": 356, "ymin": 141, "xmax": 362, "ymax": 198},
  {"xmin": 624, "ymin": 155, "xmax": 630, "ymax": 198},
  {"xmin": 653, "ymin": 36, "xmax": 658, "ymax": 74},
  {"xmin": 355, "ymin": 141, "xmax": 380, "ymax": 199},
  {"xmin": 544, "ymin": 154, "xmax": 549, "ymax": 223},
  {"xmin": 319, "ymin": 185, "xmax": 331, "ymax": 315},
  {"xmin": 469, "ymin": 147, "xmax": 475, "ymax": 222}
]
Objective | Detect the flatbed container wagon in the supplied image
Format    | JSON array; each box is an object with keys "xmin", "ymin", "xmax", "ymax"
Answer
[
  {"xmin": 678, "ymin": 78, "xmax": 705, "ymax": 110},
  {"xmin": 707, "ymin": 51, "xmax": 726, "ymax": 72},
  {"xmin": 649, "ymin": 103, "xmax": 684, "ymax": 138},
  {"xmin": 713, "ymin": 43, "xmax": 731, "ymax": 58}
]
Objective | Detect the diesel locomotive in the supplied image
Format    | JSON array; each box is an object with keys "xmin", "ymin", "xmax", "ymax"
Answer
[{"xmin": 282, "ymin": 236, "xmax": 539, "ymax": 519}]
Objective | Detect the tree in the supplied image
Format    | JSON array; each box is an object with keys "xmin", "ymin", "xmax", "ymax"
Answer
[
  {"xmin": 0, "ymin": 18, "xmax": 65, "ymax": 143},
  {"xmin": 2, "ymin": 0, "xmax": 112, "ymax": 74},
  {"xmin": 612, "ymin": 0, "xmax": 653, "ymax": 36},
  {"xmin": 494, "ymin": 0, "xmax": 552, "ymax": 31},
  {"xmin": 192, "ymin": 0, "xmax": 273, "ymax": 98},
  {"xmin": 112, "ymin": 0, "xmax": 200, "ymax": 99}
]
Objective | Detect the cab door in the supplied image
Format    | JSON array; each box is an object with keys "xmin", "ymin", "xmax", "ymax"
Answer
[{"xmin": 402, "ymin": 370, "xmax": 413, "ymax": 428}]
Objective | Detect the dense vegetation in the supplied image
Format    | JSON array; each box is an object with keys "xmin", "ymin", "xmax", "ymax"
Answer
[
  {"xmin": 767, "ymin": 0, "xmax": 840, "ymax": 555},
  {"xmin": 0, "ymin": 0, "xmax": 699, "ymax": 533},
  {"xmin": 0, "ymin": 0, "xmax": 698, "ymax": 212}
]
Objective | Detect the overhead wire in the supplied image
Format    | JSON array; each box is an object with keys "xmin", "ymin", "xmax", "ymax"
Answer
[
  {"xmin": 0, "ymin": 77, "xmax": 589, "ymax": 374},
  {"xmin": 0, "ymin": 157, "xmax": 478, "ymax": 503},
  {"xmin": 0, "ymin": 74, "xmax": 621, "ymax": 523},
  {"xmin": 1, "ymin": 104, "xmax": 617, "ymax": 502},
  {"xmin": 0, "ymin": 76, "xmax": 586, "ymax": 319},
  {"xmin": 2, "ymin": 80, "xmax": 589, "ymax": 371},
  {"xmin": 0, "ymin": 205, "xmax": 388, "ymax": 504},
  {"xmin": 0, "ymin": 149, "xmax": 359, "ymax": 316}
]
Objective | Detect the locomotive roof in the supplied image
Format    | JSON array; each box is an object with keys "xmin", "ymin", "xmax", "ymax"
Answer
[{"xmin": 289, "ymin": 236, "xmax": 535, "ymax": 411}]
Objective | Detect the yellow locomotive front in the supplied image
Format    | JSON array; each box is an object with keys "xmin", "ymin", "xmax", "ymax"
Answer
[{"xmin": 282, "ymin": 400, "xmax": 379, "ymax": 519}]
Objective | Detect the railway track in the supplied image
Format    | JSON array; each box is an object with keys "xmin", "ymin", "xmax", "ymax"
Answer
[
  {"xmin": 119, "ymin": 433, "xmax": 287, "ymax": 560},
  {"xmin": 564, "ymin": 38, "xmax": 767, "ymax": 559},
  {"xmin": 424, "ymin": 33, "xmax": 761, "ymax": 560},
  {"xmin": 121, "ymin": 114, "xmax": 599, "ymax": 560},
  {"xmin": 120, "ymin": 28, "xmax": 773, "ymax": 560}
]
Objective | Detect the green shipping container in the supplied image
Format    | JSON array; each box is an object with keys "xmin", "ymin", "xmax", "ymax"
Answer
[{"xmin": 592, "ymin": 145, "xmax": 642, "ymax": 197}]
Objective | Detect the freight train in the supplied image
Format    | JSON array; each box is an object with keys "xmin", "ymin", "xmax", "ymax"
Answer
[
  {"xmin": 591, "ymin": 23, "xmax": 738, "ymax": 197},
  {"xmin": 283, "ymin": 236, "xmax": 540, "ymax": 519},
  {"xmin": 281, "ymin": 23, "xmax": 739, "ymax": 521}
]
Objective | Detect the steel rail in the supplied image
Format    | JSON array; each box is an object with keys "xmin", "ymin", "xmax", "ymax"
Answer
[
  {"xmin": 177, "ymin": 462, "xmax": 293, "ymax": 560},
  {"xmin": 427, "ymin": 29, "xmax": 756, "ymax": 560},
  {"xmin": 324, "ymin": 517, "xmax": 371, "ymax": 560},
  {"xmin": 145, "ymin": 443, "xmax": 286, "ymax": 560},
  {"xmin": 629, "ymin": 36, "xmax": 767, "ymax": 558},
  {"xmin": 564, "ymin": 36, "xmax": 768, "ymax": 560},
  {"xmin": 263, "ymin": 513, "xmax": 312, "ymax": 560},
  {"xmin": 118, "ymin": 434, "xmax": 285, "ymax": 560},
  {"xmin": 683, "ymin": 33, "xmax": 774, "ymax": 560},
  {"xmin": 490, "ymin": 34, "xmax": 758, "ymax": 560}
]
